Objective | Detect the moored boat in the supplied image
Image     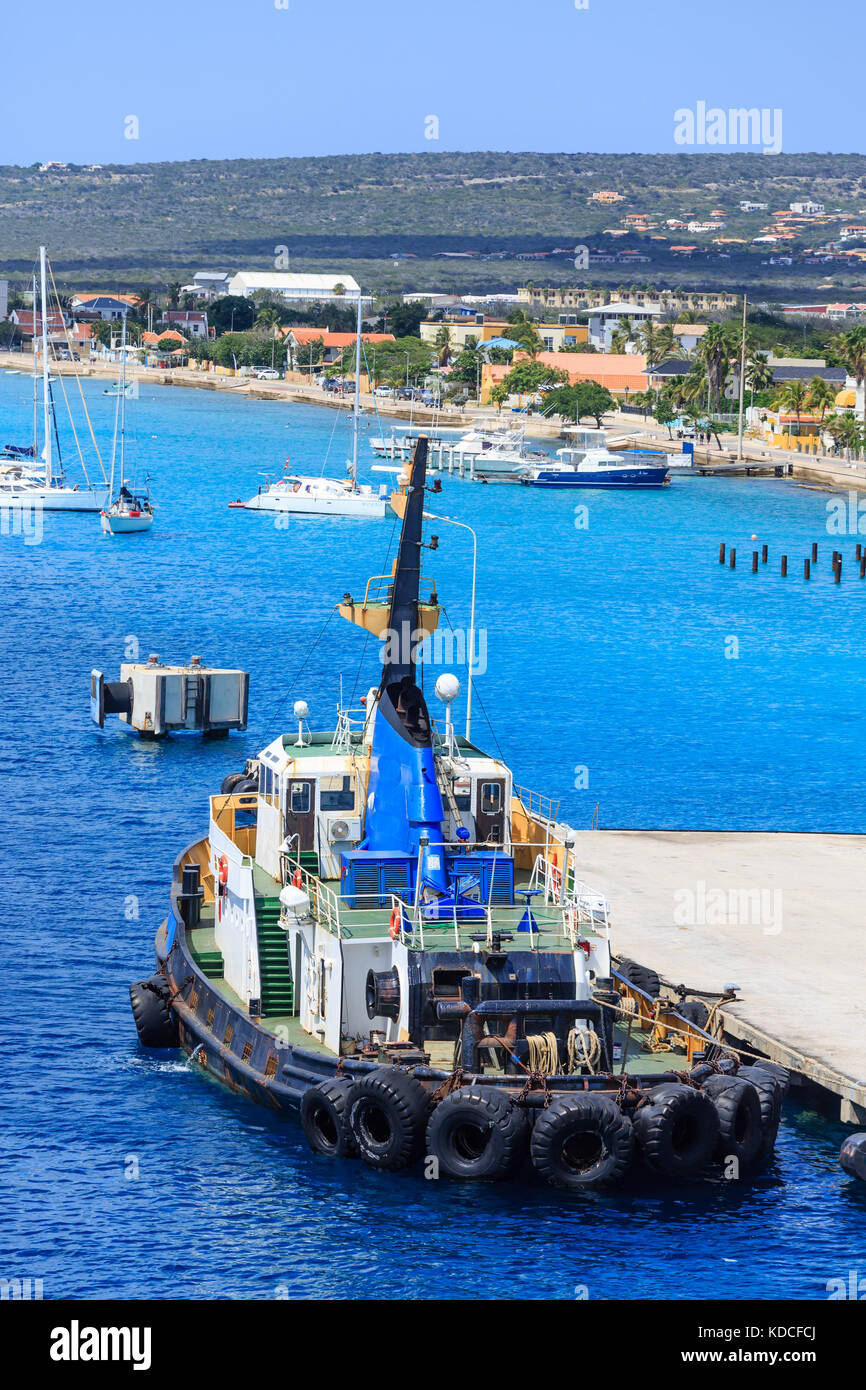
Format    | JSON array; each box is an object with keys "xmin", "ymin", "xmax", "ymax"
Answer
[
  {"xmin": 130, "ymin": 437, "xmax": 783, "ymax": 1190},
  {"xmin": 523, "ymin": 445, "xmax": 670, "ymax": 489}
]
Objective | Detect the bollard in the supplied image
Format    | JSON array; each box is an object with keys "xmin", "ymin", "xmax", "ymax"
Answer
[
  {"xmin": 781, "ymin": 554, "xmax": 787, "ymax": 576},
  {"xmin": 761, "ymin": 544, "xmax": 768, "ymax": 563},
  {"xmin": 752, "ymin": 551, "xmax": 758, "ymax": 572},
  {"xmin": 804, "ymin": 558, "xmax": 810, "ymax": 580},
  {"xmin": 719, "ymin": 543, "xmax": 726, "ymax": 564},
  {"xmin": 729, "ymin": 548, "xmax": 736, "ymax": 569},
  {"xmin": 811, "ymin": 542, "xmax": 818, "ymax": 561}
]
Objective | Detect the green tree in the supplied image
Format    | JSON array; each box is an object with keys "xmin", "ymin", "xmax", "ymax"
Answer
[
  {"xmin": 653, "ymin": 396, "xmax": 676, "ymax": 438},
  {"xmin": 209, "ymin": 295, "xmax": 256, "ymax": 335},
  {"xmin": 166, "ymin": 281, "xmax": 182, "ymax": 308},
  {"xmin": 379, "ymin": 299, "xmax": 427, "ymax": 338},
  {"xmin": 490, "ymin": 383, "xmax": 509, "ymax": 413},
  {"xmin": 834, "ymin": 325, "xmax": 866, "ymax": 428},
  {"xmin": 775, "ymin": 379, "xmax": 809, "ymax": 436},
  {"xmin": 502, "ymin": 360, "xmax": 566, "ymax": 396},
  {"xmin": 806, "ymin": 376, "xmax": 837, "ymax": 421}
]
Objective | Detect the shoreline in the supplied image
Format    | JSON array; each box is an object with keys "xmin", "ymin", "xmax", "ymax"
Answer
[{"xmin": 3, "ymin": 352, "xmax": 865, "ymax": 491}]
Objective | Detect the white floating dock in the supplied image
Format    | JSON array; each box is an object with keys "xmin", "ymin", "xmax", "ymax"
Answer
[{"xmin": 573, "ymin": 830, "xmax": 866, "ymax": 1122}]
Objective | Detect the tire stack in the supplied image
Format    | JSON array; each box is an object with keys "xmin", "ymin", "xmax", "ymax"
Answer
[{"xmin": 298, "ymin": 1057, "xmax": 789, "ymax": 1191}]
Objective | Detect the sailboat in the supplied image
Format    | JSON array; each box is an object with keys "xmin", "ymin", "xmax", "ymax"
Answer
[
  {"xmin": 241, "ymin": 292, "xmax": 390, "ymax": 519},
  {"xmin": 100, "ymin": 313, "xmax": 154, "ymax": 535},
  {"xmin": 0, "ymin": 248, "xmax": 109, "ymax": 513}
]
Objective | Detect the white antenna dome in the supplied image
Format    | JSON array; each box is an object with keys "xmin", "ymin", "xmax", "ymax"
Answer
[
  {"xmin": 435, "ymin": 673, "xmax": 461, "ymax": 704},
  {"xmin": 293, "ymin": 699, "xmax": 309, "ymax": 719}
]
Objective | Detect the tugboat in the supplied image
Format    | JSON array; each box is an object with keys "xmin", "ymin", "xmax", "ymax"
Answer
[{"xmin": 130, "ymin": 438, "xmax": 785, "ymax": 1189}]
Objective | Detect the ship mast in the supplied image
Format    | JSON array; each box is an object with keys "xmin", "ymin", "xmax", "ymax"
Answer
[
  {"xmin": 39, "ymin": 246, "xmax": 52, "ymax": 486},
  {"xmin": 350, "ymin": 291, "xmax": 362, "ymax": 493}
]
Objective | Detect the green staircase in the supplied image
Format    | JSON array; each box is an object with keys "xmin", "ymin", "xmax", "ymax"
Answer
[
  {"xmin": 255, "ymin": 895, "xmax": 294, "ymax": 1017},
  {"xmin": 190, "ymin": 930, "xmax": 225, "ymax": 981},
  {"xmin": 298, "ymin": 850, "xmax": 319, "ymax": 876}
]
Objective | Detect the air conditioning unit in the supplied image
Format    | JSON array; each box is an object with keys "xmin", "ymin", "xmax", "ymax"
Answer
[{"xmin": 328, "ymin": 816, "xmax": 362, "ymax": 843}]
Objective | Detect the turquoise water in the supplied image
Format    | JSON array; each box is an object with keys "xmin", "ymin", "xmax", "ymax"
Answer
[{"xmin": 1, "ymin": 372, "xmax": 864, "ymax": 1300}]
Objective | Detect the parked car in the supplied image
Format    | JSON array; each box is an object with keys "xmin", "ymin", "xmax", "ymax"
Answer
[{"xmin": 253, "ymin": 368, "xmax": 280, "ymax": 380}]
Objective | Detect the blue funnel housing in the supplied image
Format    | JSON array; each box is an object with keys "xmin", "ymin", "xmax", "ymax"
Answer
[{"xmin": 360, "ymin": 438, "xmax": 449, "ymax": 896}]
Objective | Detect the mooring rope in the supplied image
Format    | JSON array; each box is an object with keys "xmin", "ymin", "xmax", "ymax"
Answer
[{"xmin": 567, "ymin": 1026, "xmax": 601, "ymax": 1074}]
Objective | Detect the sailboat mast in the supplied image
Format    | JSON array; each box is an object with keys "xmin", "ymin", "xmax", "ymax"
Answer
[
  {"xmin": 39, "ymin": 246, "xmax": 52, "ymax": 485},
  {"xmin": 31, "ymin": 272, "xmax": 38, "ymax": 461},
  {"xmin": 119, "ymin": 312, "xmax": 128, "ymax": 488},
  {"xmin": 351, "ymin": 290, "xmax": 362, "ymax": 491}
]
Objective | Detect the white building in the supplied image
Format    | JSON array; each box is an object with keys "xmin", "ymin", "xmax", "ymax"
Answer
[
  {"xmin": 790, "ymin": 201, "xmax": 824, "ymax": 216},
  {"xmin": 585, "ymin": 300, "xmax": 662, "ymax": 350},
  {"xmin": 186, "ymin": 271, "xmax": 232, "ymax": 301},
  {"xmin": 739, "ymin": 201, "xmax": 768, "ymax": 212},
  {"xmin": 227, "ymin": 271, "xmax": 362, "ymax": 303},
  {"xmin": 0, "ymin": 279, "xmax": 7, "ymax": 321}
]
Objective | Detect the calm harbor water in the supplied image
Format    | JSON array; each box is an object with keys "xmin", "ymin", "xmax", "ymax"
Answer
[{"xmin": 1, "ymin": 372, "xmax": 864, "ymax": 1300}]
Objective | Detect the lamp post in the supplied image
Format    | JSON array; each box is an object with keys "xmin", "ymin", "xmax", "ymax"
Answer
[{"xmin": 423, "ymin": 510, "xmax": 477, "ymax": 742}]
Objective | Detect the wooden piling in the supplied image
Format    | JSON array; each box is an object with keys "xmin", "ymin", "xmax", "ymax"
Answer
[
  {"xmin": 729, "ymin": 548, "xmax": 736, "ymax": 569},
  {"xmin": 761, "ymin": 544, "xmax": 768, "ymax": 563},
  {"xmin": 860, "ymin": 556, "xmax": 866, "ymax": 578},
  {"xmin": 719, "ymin": 543, "xmax": 726, "ymax": 564},
  {"xmin": 857, "ymin": 544, "xmax": 862, "ymax": 562},
  {"xmin": 804, "ymin": 558, "xmax": 810, "ymax": 580},
  {"xmin": 781, "ymin": 554, "xmax": 787, "ymax": 576},
  {"xmin": 812, "ymin": 542, "xmax": 818, "ymax": 562},
  {"xmin": 752, "ymin": 551, "xmax": 759, "ymax": 572}
]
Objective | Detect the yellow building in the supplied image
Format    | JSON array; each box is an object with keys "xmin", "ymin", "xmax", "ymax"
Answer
[{"xmin": 420, "ymin": 319, "xmax": 588, "ymax": 353}]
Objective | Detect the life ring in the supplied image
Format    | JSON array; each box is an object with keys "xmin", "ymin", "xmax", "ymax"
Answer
[
  {"xmin": 292, "ymin": 867, "xmax": 303, "ymax": 888},
  {"xmin": 217, "ymin": 854, "xmax": 228, "ymax": 886},
  {"xmin": 389, "ymin": 907, "xmax": 401, "ymax": 940}
]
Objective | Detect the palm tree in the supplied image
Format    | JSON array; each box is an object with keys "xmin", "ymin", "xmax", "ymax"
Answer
[
  {"xmin": 166, "ymin": 281, "xmax": 182, "ymax": 308},
  {"xmin": 434, "ymin": 325, "xmax": 453, "ymax": 367},
  {"xmin": 806, "ymin": 376, "xmax": 837, "ymax": 421},
  {"xmin": 827, "ymin": 412, "xmax": 861, "ymax": 459},
  {"xmin": 834, "ymin": 325, "xmax": 866, "ymax": 428},
  {"xmin": 696, "ymin": 323, "xmax": 730, "ymax": 411},
  {"xmin": 653, "ymin": 324, "xmax": 678, "ymax": 363},
  {"xmin": 775, "ymin": 380, "xmax": 809, "ymax": 441},
  {"xmin": 745, "ymin": 350, "xmax": 774, "ymax": 395}
]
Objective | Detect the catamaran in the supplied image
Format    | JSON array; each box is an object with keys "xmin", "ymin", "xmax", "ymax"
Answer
[
  {"xmin": 0, "ymin": 248, "xmax": 109, "ymax": 513},
  {"xmin": 130, "ymin": 436, "xmax": 786, "ymax": 1192},
  {"xmin": 100, "ymin": 313, "xmax": 154, "ymax": 535},
  {"xmin": 242, "ymin": 292, "xmax": 389, "ymax": 519}
]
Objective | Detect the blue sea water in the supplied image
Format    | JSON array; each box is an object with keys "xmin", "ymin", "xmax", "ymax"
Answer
[{"xmin": 1, "ymin": 372, "xmax": 864, "ymax": 1301}]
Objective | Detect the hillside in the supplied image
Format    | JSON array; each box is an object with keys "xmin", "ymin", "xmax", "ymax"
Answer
[{"xmin": 3, "ymin": 151, "xmax": 866, "ymax": 299}]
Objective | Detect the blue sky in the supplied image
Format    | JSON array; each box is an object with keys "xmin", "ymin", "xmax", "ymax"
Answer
[{"xmin": 4, "ymin": 0, "xmax": 861, "ymax": 165}]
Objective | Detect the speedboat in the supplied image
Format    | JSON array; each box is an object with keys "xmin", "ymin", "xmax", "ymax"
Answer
[{"xmin": 523, "ymin": 446, "xmax": 670, "ymax": 489}]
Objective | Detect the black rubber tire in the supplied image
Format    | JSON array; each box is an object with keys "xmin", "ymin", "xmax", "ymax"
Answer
[
  {"xmin": 129, "ymin": 974, "xmax": 178, "ymax": 1048},
  {"xmin": 702, "ymin": 1074, "xmax": 763, "ymax": 1167},
  {"xmin": 347, "ymin": 1066, "xmax": 430, "ymax": 1171},
  {"xmin": 752, "ymin": 1060, "xmax": 791, "ymax": 1097},
  {"xmin": 677, "ymin": 1000, "xmax": 709, "ymax": 1030},
  {"xmin": 617, "ymin": 958, "xmax": 661, "ymax": 998},
  {"xmin": 530, "ymin": 1094, "xmax": 634, "ymax": 1190},
  {"xmin": 300, "ymin": 1078, "xmax": 359, "ymax": 1159},
  {"xmin": 232, "ymin": 774, "xmax": 258, "ymax": 794},
  {"xmin": 736, "ymin": 1066, "xmax": 782, "ymax": 1159},
  {"xmin": 426, "ymin": 1086, "xmax": 528, "ymax": 1181},
  {"xmin": 220, "ymin": 771, "xmax": 246, "ymax": 795},
  {"xmin": 840, "ymin": 1133, "xmax": 866, "ymax": 1182},
  {"xmin": 634, "ymin": 1082, "xmax": 719, "ymax": 1178}
]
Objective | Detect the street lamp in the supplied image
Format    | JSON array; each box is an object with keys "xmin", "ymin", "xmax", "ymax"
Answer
[{"xmin": 422, "ymin": 510, "xmax": 477, "ymax": 742}]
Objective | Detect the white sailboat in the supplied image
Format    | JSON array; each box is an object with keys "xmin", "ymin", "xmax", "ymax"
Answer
[
  {"xmin": 242, "ymin": 292, "xmax": 389, "ymax": 519},
  {"xmin": 0, "ymin": 247, "xmax": 109, "ymax": 513},
  {"xmin": 100, "ymin": 313, "xmax": 154, "ymax": 535}
]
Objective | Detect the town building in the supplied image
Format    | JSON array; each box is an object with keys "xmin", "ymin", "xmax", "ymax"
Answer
[
  {"xmin": 0, "ymin": 279, "xmax": 7, "ymax": 320},
  {"xmin": 282, "ymin": 327, "xmax": 395, "ymax": 366},
  {"xmin": 70, "ymin": 293, "xmax": 141, "ymax": 321},
  {"xmin": 584, "ymin": 301, "xmax": 661, "ymax": 350},
  {"xmin": 227, "ymin": 272, "xmax": 361, "ymax": 303},
  {"xmin": 480, "ymin": 351, "xmax": 647, "ymax": 404},
  {"xmin": 518, "ymin": 285, "xmax": 738, "ymax": 315},
  {"xmin": 186, "ymin": 272, "xmax": 232, "ymax": 300},
  {"xmin": 420, "ymin": 318, "xmax": 588, "ymax": 353},
  {"xmin": 160, "ymin": 310, "xmax": 210, "ymax": 339},
  {"xmin": 790, "ymin": 201, "xmax": 825, "ymax": 216}
]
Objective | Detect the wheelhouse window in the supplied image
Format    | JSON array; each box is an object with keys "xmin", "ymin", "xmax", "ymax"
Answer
[
  {"xmin": 320, "ymin": 775, "xmax": 354, "ymax": 811},
  {"xmin": 290, "ymin": 782, "xmax": 311, "ymax": 815},
  {"xmin": 480, "ymin": 782, "xmax": 501, "ymax": 815}
]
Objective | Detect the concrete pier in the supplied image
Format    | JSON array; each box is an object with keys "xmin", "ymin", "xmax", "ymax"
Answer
[{"xmin": 573, "ymin": 830, "xmax": 866, "ymax": 1122}]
